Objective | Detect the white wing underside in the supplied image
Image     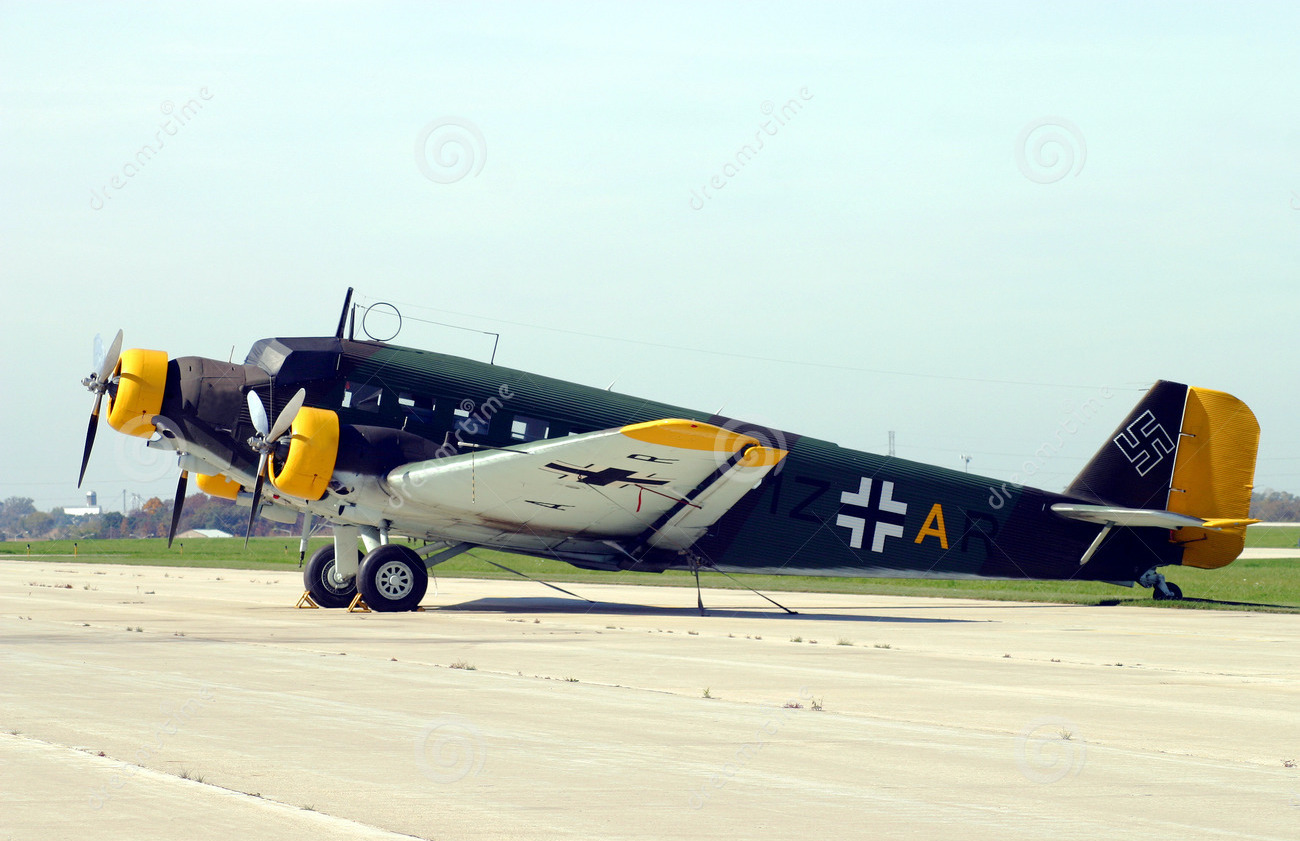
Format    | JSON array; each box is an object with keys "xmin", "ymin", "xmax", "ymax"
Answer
[{"xmin": 385, "ymin": 419, "xmax": 786, "ymax": 556}]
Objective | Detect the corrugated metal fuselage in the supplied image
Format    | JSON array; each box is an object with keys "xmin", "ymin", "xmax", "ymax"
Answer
[{"xmin": 197, "ymin": 336, "xmax": 1166, "ymax": 585}]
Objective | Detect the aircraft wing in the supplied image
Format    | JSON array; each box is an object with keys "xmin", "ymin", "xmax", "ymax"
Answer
[{"xmin": 385, "ymin": 419, "xmax": 787, "ymax": 552}]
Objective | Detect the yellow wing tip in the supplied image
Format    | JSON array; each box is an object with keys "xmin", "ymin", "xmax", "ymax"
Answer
[{"xmin": 620, "ymin": 419, "xmax": 758, "ymax": 453}]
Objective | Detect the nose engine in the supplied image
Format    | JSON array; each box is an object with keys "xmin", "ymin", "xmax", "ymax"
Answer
[
  {"xmin": 78, "ymin": 330, "xmax": 171, "ymax": 486},
  {"xmin": 106, "ymin": 348, "xmax": 169, "ymax": 438}
]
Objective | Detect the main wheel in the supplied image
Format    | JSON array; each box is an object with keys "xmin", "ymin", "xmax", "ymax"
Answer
[
  {"xmin": 1152, "ymin": 581, "xmax": 1184, "ymax": 601},
  {"xmin": 357, "ymin": 544, "xmax": 428, "ymax": 612},
  {"xmin": 303, "ymin": 544, "xmax": 357, "ymax": 608}
]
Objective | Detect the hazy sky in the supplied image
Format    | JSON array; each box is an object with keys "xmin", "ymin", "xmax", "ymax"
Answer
[{"xmin": 2, "ymin": 1, "xmax": 1297, "ymax": 513}]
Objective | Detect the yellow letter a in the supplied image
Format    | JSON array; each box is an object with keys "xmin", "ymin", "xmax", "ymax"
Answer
[{"xmin": 913, "ymin": 503, "xmax": 949, "ymax": 549}]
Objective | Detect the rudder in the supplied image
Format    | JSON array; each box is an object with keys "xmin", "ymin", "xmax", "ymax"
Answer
[{"xmin": 1166, "ymin": 387, "xmax": 1260, "ymax": 568}]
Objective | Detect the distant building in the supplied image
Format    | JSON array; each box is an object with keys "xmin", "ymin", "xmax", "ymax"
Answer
[
  {"xmin": 176, "ymin": 528, "xmax": 234, "ymax": 539},
  {"xmin": 63, "ymin": 491, "xmax": 102, "ymax": 517}
]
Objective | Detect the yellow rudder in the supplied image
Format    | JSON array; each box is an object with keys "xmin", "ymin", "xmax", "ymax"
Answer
[{"xmin": 1167, "ymin": 387, "xmax": 1260, "ymax": 569}]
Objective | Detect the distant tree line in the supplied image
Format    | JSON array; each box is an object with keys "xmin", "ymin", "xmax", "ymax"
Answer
[
  {"xmin": 1250, "ymin": 489, "xmax": 1300, "ymax": 522},
  {"xmin": 0, "ymin": 495, "xmax": 299, "ymax": 541}
]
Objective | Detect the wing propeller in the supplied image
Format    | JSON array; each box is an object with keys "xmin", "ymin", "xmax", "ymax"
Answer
[
  {"xmin": 149, "ymin": 415, "xmax": 190, "ymax": 549},
  {"xmin": 243, "ymin": 388, "xmax": 307, "ymax": 546},
  {"xmin": 168, "ymin": 470, "xmax": 189, "ymax": 548},
  {"xmin": 78, "ymin": 329, "xmax": 124, "ymax": 487}
]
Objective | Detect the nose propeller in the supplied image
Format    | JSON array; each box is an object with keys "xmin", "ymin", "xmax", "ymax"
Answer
[
  {"xmin": 243, "ymin": 388, "xmax": 307, "ymax": 546},
  {"xmin": 78, "ymin": 330, "xmax": 123, "ymax": 487}
]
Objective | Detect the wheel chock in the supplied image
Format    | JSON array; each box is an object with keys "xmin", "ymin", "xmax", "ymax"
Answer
[
  {"xmin": 295, "ymin": 591, "xmax": 320, "ymax": 609},
  {"xmin": 347, "ymin": 594, "xmax": 371, "ymax": 613}
]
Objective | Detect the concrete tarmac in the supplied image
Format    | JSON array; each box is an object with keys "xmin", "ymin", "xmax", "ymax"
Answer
[{"xmin": 2, "ymin": 558, "xmax": 1298, "ymax": 840}]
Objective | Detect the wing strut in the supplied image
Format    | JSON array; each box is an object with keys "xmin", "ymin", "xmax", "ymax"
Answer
[{"xmin": 1078, "ymin": 525, "xmax": 1113, "ymax": 566}]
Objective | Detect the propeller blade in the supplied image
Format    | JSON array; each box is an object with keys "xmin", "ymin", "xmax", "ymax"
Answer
[
  {"xmin": 99, "ymin": 329, "xmax": 123, "ymax": 382},
  {"xmin": 167, "ymin": 470, "xmax": 189, "ymax": 549},
  {"xmin": 268, "ymin": 388, "xmax": 307, "ymax": 443},
  {"xmin": 247, "ymin": 390, "xmax": 269, "ymax": 437},
  {"xmin": 78, "ymin": 392, "xmax": 104, "ymax": 488},
  {"xmin": 78, "ymin": 329, "xmax": 122, "ymax": 488},
  {"xmin": 243, "ymin": 454, "xmax": 268, "ymax": 548}
]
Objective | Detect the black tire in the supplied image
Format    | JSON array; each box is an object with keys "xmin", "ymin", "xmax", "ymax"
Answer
[
  {"xmin": 1152, "ymin": 581, "xmax": 1184, "ymax": 601},
  {"xmin": 357, "ymin": 544, "xmax": 428, "ymax": 612},
  {"xmin": 303, "ymin": 544, "xmax": 358, "ymax": 609}
]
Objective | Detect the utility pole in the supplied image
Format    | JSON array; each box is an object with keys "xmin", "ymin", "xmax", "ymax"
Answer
[{"xmin": 888, "ymin": 431, "xmax": 895, "ymax": 458}]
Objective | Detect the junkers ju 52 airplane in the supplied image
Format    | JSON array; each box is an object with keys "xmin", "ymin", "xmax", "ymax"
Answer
[{"xmin": 78, "ymin": 290, "xmax": 1260, "ymax": 612}]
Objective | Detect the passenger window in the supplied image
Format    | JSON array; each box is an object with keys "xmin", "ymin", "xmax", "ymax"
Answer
[
  {"xmin": 453, "ymin": 400, "xmax": 489, "ymax": 436},
  {"xmin": 398, "ymin": 392, "xmax": 436, "ymax": 425},
  {"xmin": 510, "ymin": 415, "xmax": 550, "ymax": 442}
]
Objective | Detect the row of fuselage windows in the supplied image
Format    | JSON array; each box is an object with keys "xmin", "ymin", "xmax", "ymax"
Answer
[{"xmin": 340, "ymin": 382, "xmax": 579, "ymax": 443}]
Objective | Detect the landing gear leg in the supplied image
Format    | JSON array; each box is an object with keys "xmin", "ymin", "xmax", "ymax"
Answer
[
  {"xmin": 1139, "ymin": 568, "xmax": 1183, "ymax": 601},
  {"xmin": 303, "ymin": 543, "xmax": 358, "ymax": 608}
]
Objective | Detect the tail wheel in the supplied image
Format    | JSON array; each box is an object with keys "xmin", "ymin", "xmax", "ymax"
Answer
[
  {"xmin": 357, "ymin": 544, "xmax": 428, "ymax": 612},
  {"xmin": 1152, "ymin": 581, "xmax": 1184, "ymax": 601},
  {"xmin": 303, "ymin": 544, "xmax": 357, "ymax": 609}
]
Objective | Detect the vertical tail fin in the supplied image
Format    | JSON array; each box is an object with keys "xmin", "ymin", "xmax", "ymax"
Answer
[
  {"xmin": 1067, "ymin": 381, "xmax": 1259, "ymax": 569},
  {"xmin": 1067, "ymin": 381, "xmax": 1188, "ymax": 509}
]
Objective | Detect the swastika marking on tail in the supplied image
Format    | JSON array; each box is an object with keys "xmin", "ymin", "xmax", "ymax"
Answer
[{"xmin": 1113, "ymin": 410, "xmax": 1174, "ymax": 477}]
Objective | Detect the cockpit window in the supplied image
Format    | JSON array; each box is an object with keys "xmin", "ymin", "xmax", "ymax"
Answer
[{"xmin": 342, "ymin": 381, "xmax": 382, "ymax": 413}]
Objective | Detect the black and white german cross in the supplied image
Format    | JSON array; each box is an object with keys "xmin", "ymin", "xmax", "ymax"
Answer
[{"xmin": 835, "ymin": 477, "xmax": 908, "ymax": 553}]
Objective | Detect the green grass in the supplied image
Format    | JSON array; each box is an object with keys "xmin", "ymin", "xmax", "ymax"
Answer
[
  {"xmin": 4, "ymin": 528, "xmax": 1298, "ymax": 612},
  {"xmin": 1241, "ymin": 524, "xmax": 1300, "ymax": 548}
]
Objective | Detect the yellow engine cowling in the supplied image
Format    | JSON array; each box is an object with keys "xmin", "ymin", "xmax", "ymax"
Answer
[
  {"xmin": 107, "ymin": 348, "xmax": 168, "ymax": 437},
  {"xmin": 269, "ymin": 407, "xmax": 339, "ymax": 500},
  {"xmin": 196, "ymin": 473, "xmax": 242, "ymax": 500}
]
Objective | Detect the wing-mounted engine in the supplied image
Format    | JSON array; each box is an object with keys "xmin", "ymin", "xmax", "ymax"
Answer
[
  {"xmin": 196, "ymin": 472, "xmax": 241, "ymax": 500},
  {"xmin": 268, "ymin": 407, "xmax": 340, "ymax": 500}
]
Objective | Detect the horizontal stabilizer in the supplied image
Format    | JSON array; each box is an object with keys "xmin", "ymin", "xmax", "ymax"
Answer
[
  {"xmin": 1050, "ymin": 503, "xmax": 1246, "ymax": 532},
  {"xmin": 1197, "ymin": 518, "xmax": 1261, "ymax": 531}
]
